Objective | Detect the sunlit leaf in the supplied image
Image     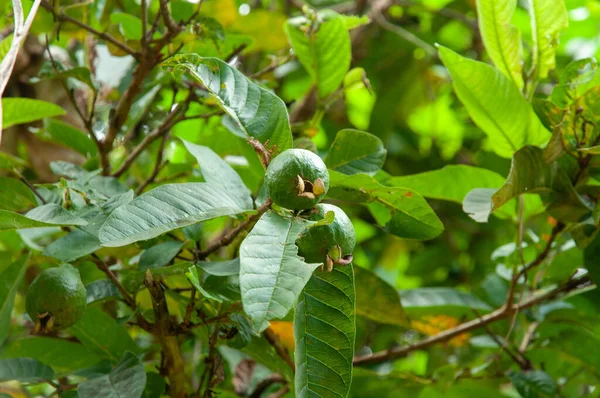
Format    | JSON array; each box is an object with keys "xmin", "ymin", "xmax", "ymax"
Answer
[
  {"xmin": 285, "ymin": 10, "xmax": 351, "ymax": 98},
  {"xmin": 2, "ymin": 98, "xmax": 65, "ymax": 129},
  {"xmin": 528, "ymin": 0, "xmax": 568, "ymax": 80},
  {"xmin": 438, "ymin": 46, "xmax": 549, "ymax": 158},
  {"xmin": 476, "ymin": 0, "xmax": 523, "ymax": 89},
  {"xmin": 240, "ymin": 211, "xmax": 320, "ymax": 333}
]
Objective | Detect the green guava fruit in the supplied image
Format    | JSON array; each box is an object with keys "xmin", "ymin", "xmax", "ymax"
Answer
[
  {"xmin": 26, "ymin": 264, "xmax": 87, "ymax": 332},
  {"xmin": 297, "ymin": 203, "xmax": 356, "ymax": 271},
  {"xmin": 265, "ymin": 148, "xmax": 329, "ymax": 210}
]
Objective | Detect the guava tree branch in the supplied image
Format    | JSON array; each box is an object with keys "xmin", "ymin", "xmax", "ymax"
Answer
[
  {"xmin": 144, "ymin": 270, "xmax": 188, "ymax": 398},
  {"xmin": 353, "ymin": 275, "xmax": 592, "ymax": 366},
  {"xmin": 196, "ymin": 198, "xmax": 273, "ymax": 259},
  {"xmin": 40, "ymin": 1, "xmax": 138, "ymax": 58},
  {"xmin": 112, "ymin": 102, "xmax": 188, "ymax": 178},
  {"xmin": 264, "ymin": 327, "xmax": 295, "ymax": 373}
]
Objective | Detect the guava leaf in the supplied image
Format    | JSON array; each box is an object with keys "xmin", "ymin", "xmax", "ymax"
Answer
[
  {"xmin": 69, "ymin": 308, "xmax": 141, "ymax": 362},
  {"xmin": 162, "ymin": 55, "xmax": 292, "ymax": 154},
  {"xmin": 438, "ymin": 46, "xmax": 549, "ymax": 158},
  {"xmin": 295, "ymin": 264, "xmax": 355, "ymax": 398},
  {"xmin": 1, "ymin": 337, "xmax": 101, "ymax": 372},
  {"xmin": 0, "ymin": 358, "xmax": 54, "ymax": 383},
  {"xmin": 182, "ymin": 140, "xmax": 253, "ymax": 209},
  {"xmin": 355, "ymin": 266, "xmax": 407, "ymax": 326},
  {"xmin": 325, "ymin": 129, "xmax": 386, "ymax": 176},
  {"xmin": 78, "ymin": 352, "xmax": 146, "ymax": 398},
  {"xmin": 240, "ymin": 210, "xmax": 320, "ymax": 333},
  {"xmin": 285, "ymin": 10, "xmax": 351, "ymax": 98},
  {"xmin": 0, "ymin": 255, "xmax": 28, "ymax": 346},
  {"xmin": 476, "ymin": 0, "xmax": 523, "ymax": 89},
  {"xmin": 528, "ymin": 0, "xmax": 568, "ymax": 80},
  {"xmin": 0, "ymin": 204, "xmax": 87, "ymax": 231},
  {"xmin": 99, "ymin": 183, "xmax": 252, "ymax": 247},
  {"xmin": 328, "ymin": 171, "xmax": 443, "ymax": 240}
]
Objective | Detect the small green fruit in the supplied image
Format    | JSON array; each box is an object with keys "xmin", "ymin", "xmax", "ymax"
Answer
[
  {"xmin": 265, "ymin": 149, "xmax": 329, "ymax": 210},
  {"xmin": 26, "ymin": 265, "xmax": 87, "ymax": 332},
  {"xmin": 297, "ymin": 204, "xmax": 356, "ymax": 271}
]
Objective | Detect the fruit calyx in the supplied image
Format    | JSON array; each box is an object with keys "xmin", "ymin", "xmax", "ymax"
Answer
[{"xmin": 296, "ymin": 175, "xmax": 326, "ymax": 200}]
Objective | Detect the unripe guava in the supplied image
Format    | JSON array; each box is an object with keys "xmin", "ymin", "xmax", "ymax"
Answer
[
  {"xmin": 297, "ymin": 204, "xmax": 355, "ymax": 270},
  {"xmin": 265, "ymin": 149, "xmax": 329, "ymax": 210},
  {"xmin": 26, "ymin": 264, "xmax": 87, "ymax": 331}
]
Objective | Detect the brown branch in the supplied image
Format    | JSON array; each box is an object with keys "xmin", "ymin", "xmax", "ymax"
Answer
[
  {"xmin": 264, "ymin": 327, "xmax": 295, "ymax": 373},
  {"xmin": 41, "ymin": 1, "xmax": 139, "ymax": 58},
  {"xmin": 13, "ymin": 169, "xmax": 46, "ymax": 204},
  {"xmin": 159, "ymin": 0, "xmax": 182, "ymax": 34},
  {"xmin": 196, "ymin": 198, "xmax": 272, "ymax": 259},
  {"xmin": 144, "ymin": 270, "xmax": 188, "ymax": 398},
  {"xmin": 112, "ymin": 105, "xmax": 186, "ymax": 178},
  {"xmin": 353, "ymin": 276, "xmax": 592, "ymax": 366},
  {"xmin": 90, "ymin": 255, "xmax": 153, "ymax": 332},
  {"xmin": 250, "ymin": 374, "xmax": 286, "ymax": 398}
]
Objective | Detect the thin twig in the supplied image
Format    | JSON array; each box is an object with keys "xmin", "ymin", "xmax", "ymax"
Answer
[
  {"xmin": 353, "ymin": 276, "xmax": 592, "ymax": 366},
  {"xmin": 13, "ymin": 169, "xmax": 46, "ymax": 204},
  {"xmin": 112, "ymin": 104, "xmax": 186, "ymax": 178},
  {"xmin": 250, "ymin": 374, "xmax": 286, "ymax": 398},
  {"xmin": 196, "ymin": 199, "xmax": 272, "ymax": 259},
  {"xmin": 373, "ymin": 10, "xmax": 436, "ymax": 58},
  {"xmin": 40, "ymin": 1, "xmax": 139, "ymax": 58},
  {"xmin": 264, "ymin": 327, "xmax": 295, "ymax": 373}
]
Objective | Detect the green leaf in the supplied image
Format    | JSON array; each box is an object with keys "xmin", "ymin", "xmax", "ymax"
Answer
[
  {"xmin": 328, "ymin": 171, "xmax": 444, "ymax": 240},
  {"xmin": 86, "ymin": 280, "xmax": 122, "ymax": 305},
  {"xmin": 285, "ymin": 10, "xmax": 351, "ymax": 98},
  {"xmin": 476, "ymin": 0, "xmax": 524, "ymax": 89},
  {"xmin": 437, "ymin": 46, "xmax": 549, "ymax": 158},
  {"xmin": 0, "ymin": 177, "xmax": 37, "ymax": 212},
  {"xmin": 343, "ymin": 68, "xmax": 376, "ymax": 130},
  {"xmin": 0, "ymin": 358, "xmax": 54, "ymax": 383},
  {"xmin": 0, "ymin": 34, "xmax": 13, "ymax": 61},
  {"xmin": 0, "ymin": 204, "xmax": 87, "ymax": 231},
  {"xmin": 355, "ymin": 266, "xmax": 408, "ymax": 327},
  {"xmin": 45, "ymin": 119, "xmax": 97, "ymax": 156},
  {"xmin": 0, "ymin": 152, "xmax": 27, "ymax": 169},
  {"xmin": 400, "ymin": 287, "xmax": 492, "ymax": 316},
  {"xmin": 99, "ymin": 183, "xmax": 252, "ymax": 247},
  {"xmin": 198, "ymin": 258, "xmax": 240, "ymax": 276},
  {"xmin": 387, "ymin": 165, "xmax": 505, "ymax": 203},
  {"xmin": 69, "ymin": 307, "xmax": 140, "ymax": 362},
  {"xmin": 139, "ymin": 241, "xmax": 184, "ymax": 271},
  {"xmin": 295, "ymin": 264, "xmax": 355, "ymax": 398},
  {"xmin": 78, "ymin": 352, "xmax": 146, "ymax": 398},
  {"xmin": 186, "ymin": 266, "xmax": 222, "ymax": 302},
  {"xmin": 240, "ymin": 211, "xmax": 320, "ymax": 333},
  {"xmin": 528, "ymin": 0, "xmax": 568, "ymax": 80},
  {"xmin": 508, "ymin": 370, "xmax": 557, "ymax": 398},
  {"xmin": 1, "ymin": 337, "xmax": 101, "ymax": 372},
  {"xmin": 550, "ymin": 58, "xmax": 598, "ymax": 107},
  {"xmin": 2, "ymin": 98, "xmax": 66, "ymax": 129},
  {"xmin": 181, "ymin": 140, "xmax": 253, "ymax": 208},
  {"xmin": 463, "ymin": 146, "xmax": 590, "ymax": 222},
  {"xmin": 0, "ymin": 255, "xmax": 28, "ymax": 346},
  {"xmin": 37, "ymin": 62, "xmax": 95, "ymax": 90},
  {"xmin": 110, "ymin": 12, "xmax": 143, "ymax": 40},
  {"xmin": 162, "ymin": 55, "xmax": 292, "ymax": 154},
  {"xmin": 45, "ymin": 191, "xmax": 134, "ymax": 262},
  {"xmin": 325, "ymin": 129, "xmax": 386, "ymax": 176}
]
